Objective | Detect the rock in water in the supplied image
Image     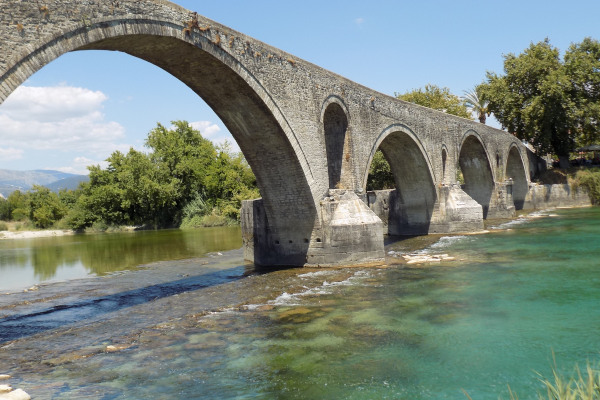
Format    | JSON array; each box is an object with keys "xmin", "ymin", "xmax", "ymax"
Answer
[{"xmin": 0, "ymin": 389, "xmax": 31, "ymax": 400}]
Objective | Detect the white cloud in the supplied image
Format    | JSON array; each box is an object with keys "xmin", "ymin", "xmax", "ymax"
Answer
[
  {"xmin": 355, "ymin": 17, "xmax": 365, "ymax": 27},
  {"xmin": 179, "ymin": 120, "xmax": 239, "ymax": 152},
  {"xmin": 0, "ymin": 85, "xmax": 128, "ymax": 156},
  {"xmin": 186, "ymin": 121, "xmax": 221, "ymax": 138},
  {"xmin": 0, "ymin": 147, "xmax": 24, "ymax": 161}
]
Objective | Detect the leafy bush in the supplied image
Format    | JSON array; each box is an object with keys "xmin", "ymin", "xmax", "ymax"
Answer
[
  {"xmin": 573, "ymin": 168, "xmax": 600, "ymax": 204},
  {"xmin": 0, "ymin": 221, "xmax": 8, "ymax": 231}
]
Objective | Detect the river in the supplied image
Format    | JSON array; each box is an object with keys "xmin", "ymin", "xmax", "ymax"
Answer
[{"xmin": 0, "ymin": 208, "xmax": 599, "ymax": 399}]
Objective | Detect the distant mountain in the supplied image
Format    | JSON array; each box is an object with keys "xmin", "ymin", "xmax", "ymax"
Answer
[
  {"xmin": 0, "ymin": 169, "xmax": 89, "ymax": 197},
  {"xmin": 46, "ymin": 175, "xmax": 89, "ymax": 192}
]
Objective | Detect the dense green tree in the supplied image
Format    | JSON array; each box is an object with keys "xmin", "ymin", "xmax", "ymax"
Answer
[
  {"xmin": 480, "ymin": 38, "xmax": 600, "ymax": 168},
  {"xmin": 0, "ymin": 197, "xmax": 10, "ymax": 221},
  {"xmin": 7, "ymin": 190, "xmax": 29, "ymax": 221},
  {"xmin": 78, "ymin": 148, "xmax": 179, "ymax": 228},
  {"xmin": 481, "ymin": 39, "xmax": 572, "ymax": 167},
  {"xmin": 366, "ymin": 150, "xmax": 395, "ymax": 191},
  {"xmin": 396, "ymin": 84, "xmax": 472, "ymax": 119},
  {"xmin": 69, "ymin": 121, "xmax": 259, "ymax": 230},
  {"xmin": 28, "ymin": 185, "xmax": 67, "ymax": 228},
  {"xmin": 146, "ymin": 120, "xmax": 217, "ymax": 208},
  {"xmin": 564, "ymin": 37, "xmax": 600, "ymax": 147}
]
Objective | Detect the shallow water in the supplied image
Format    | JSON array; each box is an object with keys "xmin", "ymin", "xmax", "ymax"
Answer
[
  {"xmin": 0, "ymin": 226, "xmax": 242, "ymax": 292},
  {"xmin": 1, "ymin": 208, "xmax": 600, "ymax": 399}
]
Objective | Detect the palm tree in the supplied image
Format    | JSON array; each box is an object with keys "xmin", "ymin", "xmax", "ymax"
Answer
[{"xmin": 462, "ymin": 87, "xmax": 490, "ymax": 124}]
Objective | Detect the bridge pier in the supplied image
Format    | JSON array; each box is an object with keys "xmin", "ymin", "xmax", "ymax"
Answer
[
  {"xmin": 364, "ymin": 185, "xmax": 485, "ymax": 235},
  {"xmin": 241, "ymin": 190, "xmax": 385, "ymax": 268}
]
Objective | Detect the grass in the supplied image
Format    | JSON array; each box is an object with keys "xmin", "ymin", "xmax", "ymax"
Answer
[
  {"xmin": 462, "ymin": 360, "xmax": 600, "ymax": 400},
  {"xmin": 537, "ymin": 362, "xmax": 600, "ymax": 400}
]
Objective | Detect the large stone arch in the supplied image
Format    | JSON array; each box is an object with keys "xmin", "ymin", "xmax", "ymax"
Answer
[
  {"xmin": 458, "ymin": 132, "xmax": 495, "ymax": 218},
  {"xmin": 0, "ymin": 12, "xmax": 317, "ymax": 264},
  {"xmin": 363, "ymin": 124, "xmax": 437, "ymax": 235},
  {"xmin": 505, "ymin": 144, "xmax": 529, "ymax": 210}
]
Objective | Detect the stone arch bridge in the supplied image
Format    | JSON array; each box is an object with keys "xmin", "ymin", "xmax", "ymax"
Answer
[{"xmin": 0, "ymin": 0, "xmax": 540, "ymax": 267}]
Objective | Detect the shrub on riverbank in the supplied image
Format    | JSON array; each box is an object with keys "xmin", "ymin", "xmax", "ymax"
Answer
[{"xmin": 572, "ymin": 168, "xmax": 600, "ymax": 204}]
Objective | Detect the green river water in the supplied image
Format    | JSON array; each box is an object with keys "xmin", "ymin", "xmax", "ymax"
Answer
[{"xmin": 0, "ymin": 207, "xmax": 599, "ymax": 399}]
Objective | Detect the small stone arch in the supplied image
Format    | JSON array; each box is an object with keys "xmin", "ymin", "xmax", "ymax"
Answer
[
  {"xmin": 458, "ymin": 131, "xmax": 495, "ymax": 218},
  {"xmin": 505, "ymin": 144, "xmax": 529, "ymax": 210},
  {"xmin": 441, "ymin": 145, "xmax": 449, "ymax": 185},
  {"xmin": 363, "ymin": 124, "xmax": 437, "ymax": 234},
  {"xmin": 321, "ymin": 96, "xmax": 351, "ymax": 189}
]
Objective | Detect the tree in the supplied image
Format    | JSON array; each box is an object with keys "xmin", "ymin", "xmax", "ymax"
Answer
[
  {"xmin": 480, "ymin": 38, "xmax": 600, "ymax": 168},
  {"xmin": 7, "ymin": 190, "xmax": 28, "ymax": 221},
  {"xmin": 462, "ymin": 86, "xmax": 490, "ymax": 124},
  {"xmin": 366, "ymin": 150, "xmax": 395, "ymax": 191},
  {"xmin": 146, "ymin": 120, "xmax": 217, "ymax": 208},
  {"xmin": 0, "ymin": 197, "xmax": 10, "ymax": 221},
  {"xmin": 564, "ymin": 37, "xmax": 600, "ymax": 147},
  {"xmin": 70, "ymin": 121, "xmax": 260, "ymax": 230},
  {"xmin": 396, "ymin": 84, "xmax": 472, "ymax": 119},
  {"xmin": 28, "ymin": 185, "xmax": 67, "ymax": 228}
]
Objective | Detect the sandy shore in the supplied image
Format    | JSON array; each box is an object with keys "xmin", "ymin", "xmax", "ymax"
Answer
[{"xmin": 0, "ymin": 229, "xmax": 75, "ymax": 240}]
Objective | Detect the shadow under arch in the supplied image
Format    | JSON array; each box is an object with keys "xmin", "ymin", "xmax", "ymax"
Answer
[
  {"xmin": 0, "ymin": 18, "xmax": 317, "ymax": 265},
  {"xmin": 363, "ymin": 124, "xmax": 437, "ymax": 235},
  {"xmin": 505, "ymin": 144, "xmax": 529, "ymax": 210},
  {"xmin": 321, "ymin": 96, "xmax": 350, "ymax": 189},
  {"xmin": 458, "ymin": 132, "xmax": 495, "ymax": 218}
]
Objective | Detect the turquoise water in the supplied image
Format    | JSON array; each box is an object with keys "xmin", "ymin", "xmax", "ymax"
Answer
[{"xmin": 2, "ymin": 208, "xmax": 600, "ymax": 399}]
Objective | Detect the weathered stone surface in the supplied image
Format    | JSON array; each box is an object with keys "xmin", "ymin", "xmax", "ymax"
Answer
[
  {"xmin": 523, "ymin": 184, "xmax": 591, "ymax": 210},
  {"xmin": 0, "ymin": 0, "xmax": 547, "ymax": 267}
]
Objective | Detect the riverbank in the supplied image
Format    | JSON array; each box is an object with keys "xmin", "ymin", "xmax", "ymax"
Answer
[{"xmin": 0, "ymin": 229, "xmax": 74, "ymax": 240}]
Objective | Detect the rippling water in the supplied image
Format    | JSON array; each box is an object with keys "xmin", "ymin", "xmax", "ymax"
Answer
[{"xmin": 1, "ymin": 208, "xmax": 599, "ymax": 399}]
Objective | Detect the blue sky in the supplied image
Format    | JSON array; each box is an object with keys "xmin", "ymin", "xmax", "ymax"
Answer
[{"xmin": 1, "ymin": 0, "xmax": 599, "ymax": 174}]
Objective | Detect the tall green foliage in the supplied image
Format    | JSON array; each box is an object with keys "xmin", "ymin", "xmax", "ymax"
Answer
[
  {"xmin": 480, "ymin": 37, "xmax": 600, "ymax": 168},
  {"xmin": 28, "ymin": 185, "xmax": 67, "ymax": 228},
  {"xmin": 366, "ymin": 150, "xmax": 395, "ymax": 191},
  {"xmin": 396, "ymin": 84, "xmax": 472, "ymax": 120},
  {"xmin": 70, "ymin": 121, "xmax": 258, "ymax": 230}
]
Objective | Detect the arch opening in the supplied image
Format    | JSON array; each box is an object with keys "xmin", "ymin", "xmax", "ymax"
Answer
[
  {"xmin": 365, "ymin": 131, "xmax": 437, "ymax": 235},
  {"xmin": 323, "ymin": 103, "xmax": 350, "ymax": 189},
  {"xmin": 0, "ymin": 22, "xmax": 318, "ymax": 265},
  {"xmin": 458, "ymin": 135, "xmax": 494, "ymax": 218},
  {"xmin": 442, "ymin": 148, "xmax": 448, "ymax": 183},
  {"xmin": 506, "ymin": 146, "xmax": 529, "ymax": 210}
]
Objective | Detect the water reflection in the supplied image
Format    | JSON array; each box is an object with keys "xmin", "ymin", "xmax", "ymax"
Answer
[{"xmin": 0, "ymin": 227, "xmax": 242, "ymax": 291}]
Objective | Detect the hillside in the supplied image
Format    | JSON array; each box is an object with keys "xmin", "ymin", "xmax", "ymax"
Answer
[{"xmin": 0, "ymin": 169, "xmax": 88, "ymax": 197}]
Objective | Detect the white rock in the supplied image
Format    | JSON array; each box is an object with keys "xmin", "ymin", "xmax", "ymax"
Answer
[
  {"xmin": 0, "ymin": 385, "xmax": 11, "ymax": 393},
  {"xmin": 0, "ymin": 389, "xmax": 31, "ymax": 400},
  {"xmin": 0, "ymin": 377, "xmax": 9, "ymax": 381}
]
